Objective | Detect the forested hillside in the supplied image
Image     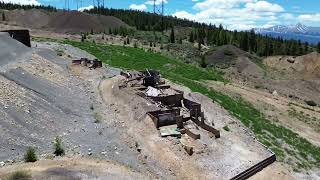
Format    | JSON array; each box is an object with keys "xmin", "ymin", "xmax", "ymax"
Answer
[
  {"xmin": 0, "ymin": 2, "xmax": 316, "ymax": 57},
  {"xmin": 87, "ymin": 7, "xmax": 315, "ymax": 57}
]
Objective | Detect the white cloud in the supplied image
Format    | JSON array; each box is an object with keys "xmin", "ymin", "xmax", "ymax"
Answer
[
  {"xmin": 173, "ymin": 0, "xmax": 286, "ymax": 30},
  {"xmin": 78, "ymin": 5, "xmax": 94, "ymax": 12},
  {"xmin": 129, "ymin": 4, "xmax": 147, "ymax": 11},
  {"xmin": 298, "ymin": 13, "xmax": 320, "ymax": 23},
  {"xmin": 245, "ymin": 1, "xmax": 284, "ymax": 13},
  {"xmin": 1, "ymin": 0, "xmax": 40, "ymax": 5}
]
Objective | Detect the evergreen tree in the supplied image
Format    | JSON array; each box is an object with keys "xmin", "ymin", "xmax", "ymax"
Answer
[
  {"xmin": 108, "ymin": 28, "xmax": 112, "ymax": 34},
  {"xmin": 240, "ymin": 33, "xmax": 249, "ymax": 51},
  {"xmin": 126, "ymin": 37, "xmax": 130, "ymax": 44},
  {"xmin": 317, "ymin": 42, "xmax": 320, "ymax": 53},
  {"xmin": 170, "ymin": 27, "xmax": 175, "ymax": 43},
  {"xmin": 200, "ymin": 55, "xmax": 208, "ymax": 68},
  {"xmin": 249, "ymin": 29, "xmax": 256, "ymax": 52},
  {"xmin": 198, "ymin": 42, "xmax": 201, "ymax": 50},
  {"xmin": 189, "ymin": 31, "xmax": 194, "ymax": 43},
  {"xmin": 304, "ymin": 42, "xmax": 309, "ymax": 54}
]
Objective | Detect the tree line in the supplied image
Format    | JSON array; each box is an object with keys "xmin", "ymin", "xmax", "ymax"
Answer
[
  {"xmin": 0, "ymin": 2, "xmax": 56, "ymax": 11},
  {"xmin": 186, "ymin": 26, "xmax": 314, "ymax": 56},
  {"xmin": 87, "ymin": 7, "xmax": 317, "ymax": 57}
]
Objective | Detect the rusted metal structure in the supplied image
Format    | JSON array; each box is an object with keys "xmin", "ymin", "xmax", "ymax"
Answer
[
  {"xmin": 72, "ymin": 58, "xmax": 102, "ymax": 69},
  {"xmin": 231, "ymin": 154, "xmax": 276, "ymax": 180},
  {"xmin": 121, "ymin": 70, "xmax": 220, "ymax": 140},
  {"xmin": 1, "ymin": 30, "xmax": 31, "ymax": 47}
]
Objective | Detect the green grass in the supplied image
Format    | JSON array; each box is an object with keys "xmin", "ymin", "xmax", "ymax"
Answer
[
  {"xmin": 8, "ymin": 170, "xmax": 31, "ymax": 180},
  {"xmin": 223, "ymin": 125, "xmax": 230, "ymax": 132},
  {"xmin": 64, "ymin": 40, "xmax": 320, "ymax": 171}
]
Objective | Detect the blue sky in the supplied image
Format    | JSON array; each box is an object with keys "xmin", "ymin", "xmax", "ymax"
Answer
[{"xmin": 7, "ymin": 0, "xmax": 320, "ymax": 30}]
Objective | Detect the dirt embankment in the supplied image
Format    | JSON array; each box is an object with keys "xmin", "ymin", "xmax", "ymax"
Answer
[
  {"xmin": 0, "ymin": 9, "xmax": 128, "ymax": 33},
  {"xmin": 264, "ymin": 52, "xmax": 320, "ymax": 78}
]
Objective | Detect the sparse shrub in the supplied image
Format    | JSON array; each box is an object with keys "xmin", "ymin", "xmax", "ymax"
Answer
[
  {"xmin": 90, "ymin": 104, "xmax": 94, "ymax": 110},
  {"xmin": 53, "ymin": 136, "xmax": 65, "ymax": 156},
  {"xmin": 224, "ymin": 49, "xmax": 234, "ymax": 56},
  {"xmin": 305, "ymin": 100, "xmax": 317, "ymax": 107},
  {"xmin": 200, "ymin": 55, "xmax": 208, "ymax": 68},
  {"xmin": 133, "ymin": 42, "xmax": 138, "ymax": 48},
  {"xmin": 90, "ymin": 29, "xmax": 94, "ymax": 35},
  {"xmin": 126, "ymin": 37, "xmax": 130, "ymax": 45},
  {"xmin": 94, "ymin": 112, "xmax": 102, "ymax": 123},
  {"xmin": 223, "ymin": 125, "xmax": 230, "ymax": 132},
  {"xmin": 24, "ymin": 147, "xmax": 37, "ymax": 162},
  {"xmin": 8, "ymin": 170, "xmax": 31, "ymax": 180}
]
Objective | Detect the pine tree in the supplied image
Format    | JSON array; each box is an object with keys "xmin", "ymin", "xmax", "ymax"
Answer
[
  {"xmin": 108, "ymin": 28, "xmax": 112, "ymax": 35},
  {"xmin": 317, "ymin": 42, "xmax": 320, "ymax": 53},
  {"xmin": 249, "ymin": 29, "xmax": 257, "ymax": 52},
  {"xmin": 189, "ymin": 31, "xmax": 194, "ymax": 43},
  {"xmin": 170, "ymin": 27, "xmax": 175, "ymax": 43},
  {"xmin": 240, "ymin": 33, "xmax": 249, "ymax": 51},
  {"xmin": 304, "ymin": 42, "xmax": 309, "ymax": 54},
  {"xmin": 200, "ymin": 55, "xmax": 208, "ymax": 68}
]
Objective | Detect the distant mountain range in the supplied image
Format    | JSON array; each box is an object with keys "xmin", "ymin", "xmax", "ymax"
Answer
[{"xmin": 254, "ymin": 23, "xmax": 320, "ymax": 45}]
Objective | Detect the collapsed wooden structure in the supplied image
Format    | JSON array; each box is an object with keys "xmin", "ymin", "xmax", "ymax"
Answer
[{"xmin": 121, "ymin": 70, "xmax": 220, "ymax": 139}]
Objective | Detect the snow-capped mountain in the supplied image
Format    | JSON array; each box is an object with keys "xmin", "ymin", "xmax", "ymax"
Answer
[{"xmin": 255, "ymin": 23, "xmax": 320, "ymax": 44}]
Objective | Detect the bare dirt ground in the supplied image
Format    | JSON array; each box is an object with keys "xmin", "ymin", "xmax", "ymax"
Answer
[
  {"xmin": 0, "ymin": 157, "xmax": 149, "ymax": 180},
  {"xmin": 98, "ymin": 75, "xmax": 280, "ymax": 179}
]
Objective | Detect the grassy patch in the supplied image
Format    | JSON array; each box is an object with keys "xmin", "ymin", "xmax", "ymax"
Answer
[
  {"xmin": 288, "ymin": 107, "xmax": 320, "ymax": 133},
  {"xmin": 64, "ymin": 40, "xmax": 320, "ymax": 171},
  {"xmin": 8, "ymin": 170, "xmax": 31, "ymax": 180},
  {"xmin": 223, "ymin": 125, "xmax": 230, "ymax": 132}
]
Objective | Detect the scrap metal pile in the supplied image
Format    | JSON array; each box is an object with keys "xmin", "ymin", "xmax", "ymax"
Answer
[
  {"xmin": 120, "ymin": 70, "xmax": 220, "ymax": 141},
  {"xmin": 72, "ymin": 58, "xmax": 102, "ymax": 69}
]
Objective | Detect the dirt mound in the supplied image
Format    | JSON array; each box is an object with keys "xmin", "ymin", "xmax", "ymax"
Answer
[
  {"xmin": 4, "ymin": 9, "xmax": 50, "ymax": 29},
  {"xmin": 207, "ymin": 45, "xmax": 264, "ymax": 78},
  {"xmin": 263, "ymin": 52, "xmax": 320, "ymax": 78},
  {"xmin": 47, "ymin": 11, "xmax": 128, "ymax": 33},
  {"xmin": 1, "ymin": 9, "xmax": 128, "ymax": 33},
  {"xmin": 207, "ymin": 45, "xmax": 247, "ymax": 67}
]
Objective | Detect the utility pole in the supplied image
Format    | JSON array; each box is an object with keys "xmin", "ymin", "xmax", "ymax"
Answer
[{"xmin": 153, "ymin": 0, "xmax": 165, "ymax": 30}]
